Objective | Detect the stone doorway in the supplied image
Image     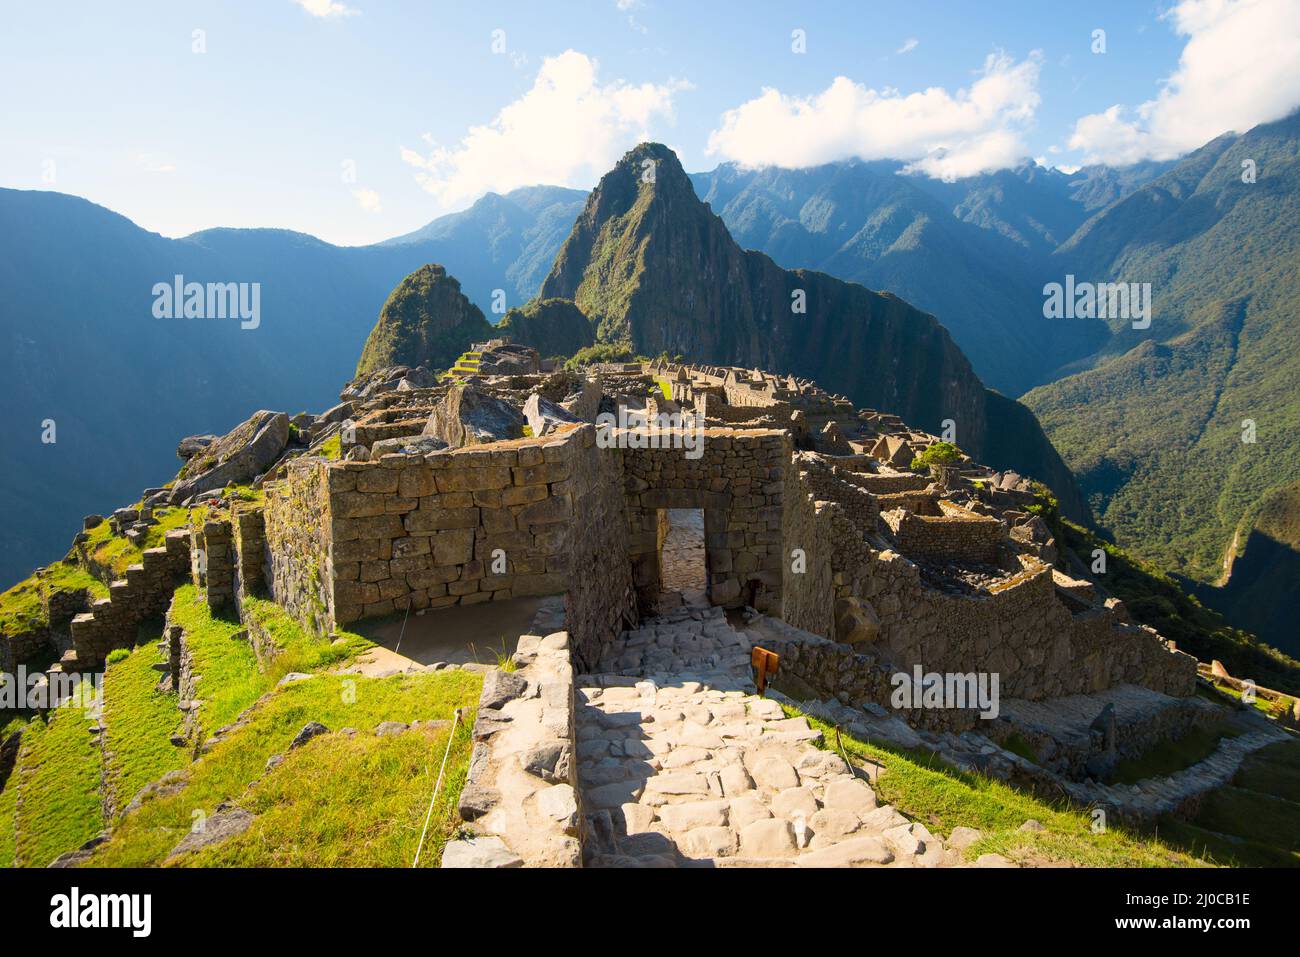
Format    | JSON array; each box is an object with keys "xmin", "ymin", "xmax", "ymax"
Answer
[{"xmin": 657, "ymin": 508, "xmax": 707, "ymax": 610}]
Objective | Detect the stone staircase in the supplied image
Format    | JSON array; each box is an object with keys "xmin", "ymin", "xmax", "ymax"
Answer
[
  {"xmin": 576, "ymin": 605, "xmax": 972, "ymax": 867},
  {"xmin": 1058, "ymin": 722, "xmax": 1293, "ymax": 819},
  {"xmin": 65, "ymin": 529, "xmax": 191, "ymax": 671}
]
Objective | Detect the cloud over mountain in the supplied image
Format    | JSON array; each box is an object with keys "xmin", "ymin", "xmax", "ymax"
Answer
[
  {"xmin": 705, "ymin": 52, "xmax": 1040, "ymax": 180},
  {"xmin": 1068, "ymin": 0, "xmax": 1300, "ymax": 164}
]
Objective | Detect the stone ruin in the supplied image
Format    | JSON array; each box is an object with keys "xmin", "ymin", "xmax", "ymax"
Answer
[
  {"xmin": 235, "ymin": 357, "xmax": 1197, "ymax": 705},
  {"xmin": 6, "ymin": 351, "xmax": 1268, "ymax": 867}
]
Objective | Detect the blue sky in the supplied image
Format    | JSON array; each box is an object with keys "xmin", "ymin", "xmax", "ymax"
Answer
[{"xmin": 2, "ymin": 0, "xmax": 1296, "ymax": 245}]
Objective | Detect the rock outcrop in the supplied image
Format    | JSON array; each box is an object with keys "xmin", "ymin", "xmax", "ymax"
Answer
[
  {"xmin": 423, "ymin": 384, "xmax": 526, "ymax": 448},
  {"xmin": 169, "ymin": 410, "xmax": 290, "ymax": 503},
  {"xmin": 523, "ymin": 392, "xmax": 580, "ymax": 437}
]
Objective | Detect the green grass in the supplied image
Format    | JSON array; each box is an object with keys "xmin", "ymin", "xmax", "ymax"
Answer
[
  {"xmin": 240, "ymin": 593, "xmax": 373, "ymax": 683},
  {"xmin": 786, "ymin": 705, "xmax": 1208, "ymax": 867},
  {"xmin": 101, "ymin": 625, "xmax": 185, "ymax": 818},
  {"xmin": 1111, "ymin": 723, "xmax": 1240, "ymax": 785},
  {"xmin": 1234, "ymin": 740, "xmax": 1300, "ymax": 802},
  {"xmin": 319, "ymin": 433, "xmax": 342, "ymax": 460},
  {"xmin": 1188, "ymin": 785, "xmax": 1300, "ymax": 854},
  {"xmin": 14, "ymin": 699, "xmax": 105, "ymax": 867},
  {"xmin": 169, "ymin": 583, "xmax": 265, "ymax": 739},
  {"xmin": 181, "ymin": 719, "xmax": 474, "ymax": 867},
  {"xmin": 0, "ymin": 576, "xmax": 44, "ymax": 633},
  {"xmin": 1154, "ymin": 739, "xmax": 1300, "ymax": 866},
  {"xmin": 88, "ymin": 669, "xmax": 481, "ymax": 867},
  {"xmin": 0, "ymin": 561, "xmax": 108, "ymax": 634},
  {"xmin": 0, "ymin": 713, "xmax": 27, "ymax": 867},
  {"xmin": 83, "ymin": 506, "xmax": 193, "ymax": 580},
  {"xmin": 0, "ymin": 767, "xmax": 16, "ymax": 867}
]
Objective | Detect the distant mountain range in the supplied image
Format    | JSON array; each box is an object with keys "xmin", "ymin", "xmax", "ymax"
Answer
[
  {"xmin": 3, "ymin": 114, "xmax": 1297, "ymax": 655},
  {"xmin": 1023, "ymin": 112, "xmax": 1300, "ymax": 654}
]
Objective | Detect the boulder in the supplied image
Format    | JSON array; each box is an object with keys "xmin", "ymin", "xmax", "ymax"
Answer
[
  {"xmin": 176, "ymin": 433, "xmax": 218, "ymax": 461},
  {"xmin": 833, "ymin": 597, "xmax": 880, "ymax": 644},
  {"xmin": 166, "ymin": 809, "xmax": 255, "ymax": 859},
  {"xmin": 523, "ymin": 392, "xmax": 581, "ymax": 437},
  {"xmin": 370, "ymin": 434, "xmax": 449, "ymax": 458},
  {"xmin": 169, "ymin": 410, "xmax": 290, "ymax": 503},
  {"xmin": 423, "ymin": 384, "xmax": 525, "ymax": 448},
  {"xmin": 317, "ymin": 401, "xmax": 354, "ymax": 425},
  {"xmin": 478, "ymin": 343, "xmax": 540, "ymax": 375},
  {"xmin": 288, "ymin": 721, "xmax": 329, "ymax": 750},
  {"xmin": 395, "ymin": 367, "xmax": 440, "ymax": 391}
]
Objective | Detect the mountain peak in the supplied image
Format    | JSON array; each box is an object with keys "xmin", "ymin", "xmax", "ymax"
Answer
[{"xmin": 354, "ymin": 263, "xmax": 494, "ymax": 376}]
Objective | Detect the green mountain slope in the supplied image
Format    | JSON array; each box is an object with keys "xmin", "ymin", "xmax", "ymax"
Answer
[
  {"xmin": 355, "ymin": 264, "xmax": 494, "ymax": 375},
  {"xmin": 1196, "ymin": 480, "xmax": 1300, "ymax": 657},
  {"xmin": 1024, "ymin": 112, "xmax": 1300, "ymax": 599}
]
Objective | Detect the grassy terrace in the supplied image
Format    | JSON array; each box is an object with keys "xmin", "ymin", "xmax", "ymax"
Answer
[
  {"xmin": 4, "ymin": 576, "xmax": 480, "ymax": 868},
  {"xmin": 787, "ymin": 706, "xmax": 1208, "ymax": 867},
  {"xmin": 1159, "ymin": 739, "xmax": 1300, "ymax": 867},
  {"xmin": 82, "ymin": 505, "xmax": 193, "ymax": 581},
  {"xmin": 171, "ymin": 585, "xmax": 371, "ymax": 743},
  {"xmin": 101, "ymin": 624, "xmax": 186, "ymax": 816},
  {"xmin": 0, "ymin": 561, "xmax": 108, "ymax": 635},
  {"xmin": 13, "ymin": 695, "xmax": 104, "ymax": 868},
  {"xmin": 89, "ymin": 670, "xmax": 480, "ymax": 867},
  {"xmin": 185, "ymin": 715, "xmax": 474, "ymax": 867},
  {"xmin": 0, "ymin": 712, "xmax": 27, "ymax": 867}
]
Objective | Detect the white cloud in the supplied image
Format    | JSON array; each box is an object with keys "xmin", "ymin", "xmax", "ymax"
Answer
[
  {"xmin": 291, "ymin": 0, "xmax": 358, "ymax": 19},
  {"xmin": 1068, "ymin": 0, "xmax": 1300, "ymax": 164},
  {"xmin": 402, "ymin": 50, "xmax": 687, "ymax": 207},
  {"xmin": 705, "ymin": 52, "xmax": 1040, "ymax": 180},
  {"xmin": 897, "ymin": 38, "xmax": 919, "ymax": 54},
  {"xmin": 352, "ymin": 188, "xmax": 382, "ymax": 213}
]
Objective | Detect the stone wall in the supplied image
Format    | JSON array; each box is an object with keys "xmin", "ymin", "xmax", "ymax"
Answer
[
  {"xmin": 778, "ymin": 465, "xmax": 839, "ymax": 641},
  {"xmin": 69, "ymin": 529, "xmax": 190, "ymax": 668},
  {"xmin": 445, "ymin": 632, "xmax": 582, "ymax": 868},
  {"xmin": 620, "ymin": 428, "xmax": 790, "ymax": 615},
  {"xmin": 793, "ymin": 453, "xmax": 880, "ymax": 530},
  {"xmin": 265, "ymin": 430, "xmax": 586, "ymax": 631},
  {"xmin": 775, "ymin": 464, "xmax": 1197, "ymax": 702},
  {"xmin": 232, "ymin": 507, "xmax": 266, "ymax": 607},
  {"xmin": 564, "ymin": 430, "xmax": 636, "ymax": 671},
  {"xmin": 881, "ymin": 501, "xmax": 1003, "ymax": 563},
  {"xmin": 753, "ymin": 617, "xmax": 980, "ymax": 734},
  {"xmin": 1, "ymin": 626, "xmax": 50, "ymax": 674},
  {"xmin": 839, "ymin": 471, "xmax": 930, "ymax": 494},
  {"xmin": 191, "ymin": 519, "xmax": 234, "ymax": 612},
  {"xmin": 263, "ymin": 461, "xmax": 333, "ymax": 635},
  {"xmin": 836, "ymin": 544, "xmax": 1196, "ymax": 700}
]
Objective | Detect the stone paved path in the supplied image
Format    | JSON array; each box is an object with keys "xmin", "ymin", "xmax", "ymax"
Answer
[{"xmin": 578, "ymin": 604, "xmax": 970, "ymax": 867}]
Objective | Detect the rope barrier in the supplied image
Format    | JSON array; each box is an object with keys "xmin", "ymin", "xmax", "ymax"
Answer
[
  {"xmin": 393, "ymin": 597, "xmax": 414, "ymax": 655},
  {"xmin": 412, "ymin": 707, "xmax": 463, "ymax": 868}
]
